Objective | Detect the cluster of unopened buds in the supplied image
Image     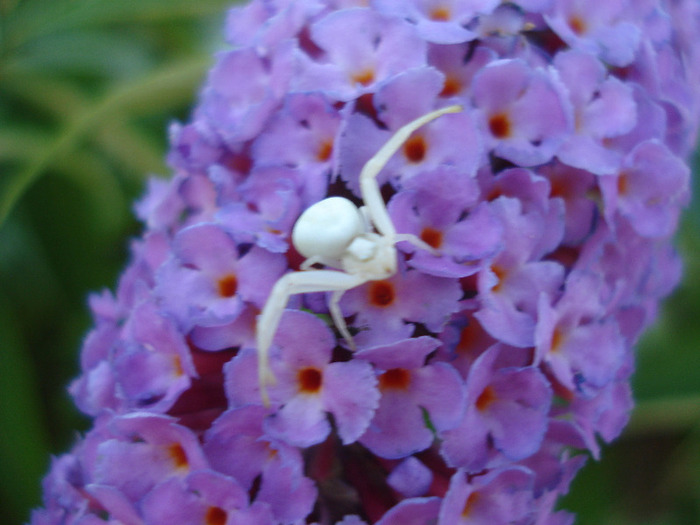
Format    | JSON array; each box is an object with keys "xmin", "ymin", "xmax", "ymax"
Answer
[{"xmin": 32, "ymin": 1, "xmax": 699, "ymax": 524}]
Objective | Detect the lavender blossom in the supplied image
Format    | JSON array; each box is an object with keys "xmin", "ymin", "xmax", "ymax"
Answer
[{"xmin": 32, "ymin": 1, "xmax": 699, "ymax": 524}]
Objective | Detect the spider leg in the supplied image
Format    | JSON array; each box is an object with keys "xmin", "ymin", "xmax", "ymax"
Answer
[
  {"xmin": 359, "ymin": 104, "xmax": 463, "ymax": 237},
  {"xmin": 256, "ymin": 269, "xmax": 366, "ymax": 406},
  {"xmin": 394, "ymin": 233, "xmax": 440, "ymax": 255},
  {"xmin": 330, "ymin": 289, "xmax": 355, "ymax": 350}
]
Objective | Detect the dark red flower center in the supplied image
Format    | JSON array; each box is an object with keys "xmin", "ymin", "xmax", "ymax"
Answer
[
  {"xmin": 488, "ymin": 112, "xmax": 511, "ymax": 138},
  {"xmin": 167, "ymin": 443, "xmax": 189, "ymax": 469},
  {"xmin": 298, "ymin": 367, "xmax": 323, "ymax": 394},
  {"xmin": 420, "ymin": 226, "xmax": 443, "ymax": 249},
  {"xmin": 475, "ymin": 385, "xmax": 498, "ymax": 411},
  {"xmin": 379, "ymin": 368, "xmax": 411, "ymax": 390},
  {"xmin": 369, "ymin": 280, "xmax": 396, "ymax": 307},
  {"xmin": 205, "ymin": 507, "xmax": 227, "ymax": 525},
  {"xmin": 403, "ymin": 134, "xmax": 427, "ymax": 163},
  {"xmin": 217, "ymin": 274, "xmax": 238, "ymax": 298}
]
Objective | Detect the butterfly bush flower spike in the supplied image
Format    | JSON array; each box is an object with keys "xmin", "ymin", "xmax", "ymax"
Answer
[{"xmin": 32, "ymin": 1, "xmax": 699, "ymax": 524}]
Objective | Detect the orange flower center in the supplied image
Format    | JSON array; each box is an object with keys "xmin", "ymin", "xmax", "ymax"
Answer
[
  {"xmin": 429, "ymin": 6, "xmax": 451, "ymax": 21},
  {"xmin": 440, "ymin": 75, "xmax": 462, "ymax": 97},
  {"xmin": 420, "ymin": 226, "xmax": 444, "ymax": 249},
  {"xmin": 550, "ymin": 326, "xmax": 566, "ymax": 353},
  {"xmin": 475, "ymin": 385, "xmax": 498, "ymax": 411},
  {"xmin": 369, "ymin": 280, "xmax": 396, "ymax": 307},
  {"xmin": 205, "ymin": 507, "xmax": 227, "ymax": 525},
  {"xmin": 217, "ymin": 274, "xmax": 238, "ymax": 298},
  {"xmin": 352, "ymin": 69, "xmax": 375, "ymax": 86},
  {"xmin": 316, "ymin": 140, "xmax": 333, "ymax": 162},
  {"xmin": 379, "ymin": 368, "xmax": 411, "ymax": 390},
  {"xmin": 167, "ymin": 443, "xmax": 189, "ymax": 470},
  {"xmin": 297, "ymin": 367, "xmax": 323, "ymax": 394},
  {"xmin": 489, "ymin": 113, "xmax": 511, "ymax": 138},
  {"xmin": 568, "ymin": 15, "xmax": 587, "ymax": 35},
  {"xmin": 461, "ymin": 491, "xmax": 480, "ymax": 517},
  {"xmin": 617, "ymin": 172, "xmax": 629, "ymax": 195},
  {"xmin": 403, "ymin": 134, "xmax": 428, "ymax": 163},
  {"xmin": 490, "ymin": 265, "xmax": 507, "ymax": 292}
]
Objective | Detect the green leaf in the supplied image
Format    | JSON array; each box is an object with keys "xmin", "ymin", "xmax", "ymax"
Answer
[
  {"xmin": 54, "ymin": 147, "xmax": 132, "ymax": 234},
  {"xmin": 0, "ymin": 56, "xmax": 212, "ymax": 227},
  {"xmin": 0, "ymin": 125, "xmax": 51, "ymax": 163},
  {"xmin": 93, "ymin": 119, "xmax": 168, "ymax": 181},
  {"xmin": 0, "ymin": 127, "xmax": 136, "ymax": 234},
  {"xmin": 0, "ymin": 70, "xmax": 89, "ymax": 119},
  {"xmin": 8, "ymin": 29, "xmax": 156, "ymax": 78},
  {"xmin": 2, "ymin": 0, "xmax": 234, "ymax": 53},
  {"xmin": 0, "ymin": 294, "xmax": 51, "ymax": 524}
]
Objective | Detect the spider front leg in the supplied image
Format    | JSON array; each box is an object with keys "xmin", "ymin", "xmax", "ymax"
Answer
[
  {"xmin": 359, "ymin": 104, "xmax": 463, "ymax": 237},
  {"xmin": 256, "ymin": 269, "xmax": 367, "ymax": 406}
]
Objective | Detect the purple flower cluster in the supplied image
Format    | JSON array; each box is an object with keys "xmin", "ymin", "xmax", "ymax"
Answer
[{"xmin": 32, "ymin": 1, "xmax": 699, "ymax": 524}]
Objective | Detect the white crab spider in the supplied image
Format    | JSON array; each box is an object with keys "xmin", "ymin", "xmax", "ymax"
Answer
[{"xmin": 256, "ymin": 104, "xmax": 463, "ymax": 405}]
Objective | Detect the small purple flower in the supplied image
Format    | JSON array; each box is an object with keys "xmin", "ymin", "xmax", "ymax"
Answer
[
  {"xmin": 225, "ymin": 0, "xmax": 324, "ymax": 53},
  {"xmin": 355, "ymin": 337, "xmax": 465, "ymax": 458},
  {"xmin": 441, "ymin": 345, "xmax": 552, "ymax": 471},
  {"xmin": 535, "ymin": 271, "xmax": 627, "ymax": 397},
  {"xmin": 340, "ymin": 261, "xmax": 462, "ymax": 347},
  {"xmin": 427, "ymin": 43, "xmax": 496, "ymax": 101},
  {"xmin": 373, "ymin": 0, "xmax": 500, "ymax": 44},
  {"xmin": 537, "ymin": 162, "xmax": 596, "ymax": 244},
  {"xmin": 477, "ymin": 167, "xmax": 565, "ymax": 258},
  {"xmin": 439, "ymin": 467, "xmax": 535, "ymax": 524},
  {"xmin": 474, "ymin": 196, "xmax": 565, "ymax": 347},
  {"xmin": 389, "ymin": 166, "xmax": 503, "ymax": 278},
  {"xmin": 554, "ymin": 49, "xmax": 637, "ymax": 174},
  {"xmin": 141, "ymin": 471, "xmax": 275, "ymax": 525},
  {"xmin": 294, "ymin": 7, "xmax": 427, "ymax": 100},
  {"xmin": 437, "ymin": 303, "xmax": 498, "ymax": 377},
  {"xmin": 338, "ymin": 67, "xmax": 483, "ymax": 194},
  {"xmin": 372, "ymin": 69, "xmax": 483, "ymax": 183},
  {"xmin": 216, "ymin": 166, "xmax": 305, "ymax": 252},
  {"xmin": 600, "ymin": 139, "xmax": 690, "ymax": 238},
  {"xmin": 198, "ymin": 42, "xmax": 295, "ymax": 144},
  {"xmin": 226, "ymin": 310, "xmax": 380, "ymax": 447},
  {"xmin": 471, "ymin": 59, "xmax": 572, "ymax": 167},
  {"xmin": 203, "ymin": 405, "xmax": 318, "ymax": 522},
  {"xmin": 85, "ymin": 414, "xmax": 210, "ymax": 500},
  {"xmin": 69, "ymin": 292, "xmax": 197, "ymax": 416},
  {"xmin": 544, "ymin": 0, "xmax": 641, "ymax": 67},
  {"xmin": 107, "ymin": 300, "xmax": 197, "ymax": 412},
  {"xmin": 155, "ymin": 223, "xmax": 286, "ymax": 330},
  {"xmin": 252, "ymin": 92, "xmax": 341, "ymax": 206},
  {"xmin": 567, "ymin": 374, "xmax": 634, "ymax": 458}
]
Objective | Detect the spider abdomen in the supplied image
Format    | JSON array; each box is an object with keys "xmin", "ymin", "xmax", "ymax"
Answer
[{"xmin": 292, "ymin": 196, "xmax": 365, "ymax": 260}]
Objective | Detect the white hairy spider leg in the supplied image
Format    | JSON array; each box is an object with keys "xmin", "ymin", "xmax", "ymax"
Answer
[
  {"xmin": 256, "ymin": 270, "xmax": 366, "ymax": 406},
  {"xmin": 329, "ymin": 289, "xmax": 354, "ymax": 348},
  {"xmin": 359, "ymin": 105, "xmax": 464, "ymax": 237},
  {"xmin": 393, "ymin": 233, "xmax": 441, "ymax": 256}
]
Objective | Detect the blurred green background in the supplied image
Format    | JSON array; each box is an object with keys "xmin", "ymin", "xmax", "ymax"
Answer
[{"xmin": 0, "ymin": 1, "xmax": 698, "ymax": 524}]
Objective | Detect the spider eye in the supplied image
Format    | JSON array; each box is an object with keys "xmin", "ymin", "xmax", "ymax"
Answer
[{"xmin": 292, "ymin": 196, "xmax": 364, "ymax": 259}]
